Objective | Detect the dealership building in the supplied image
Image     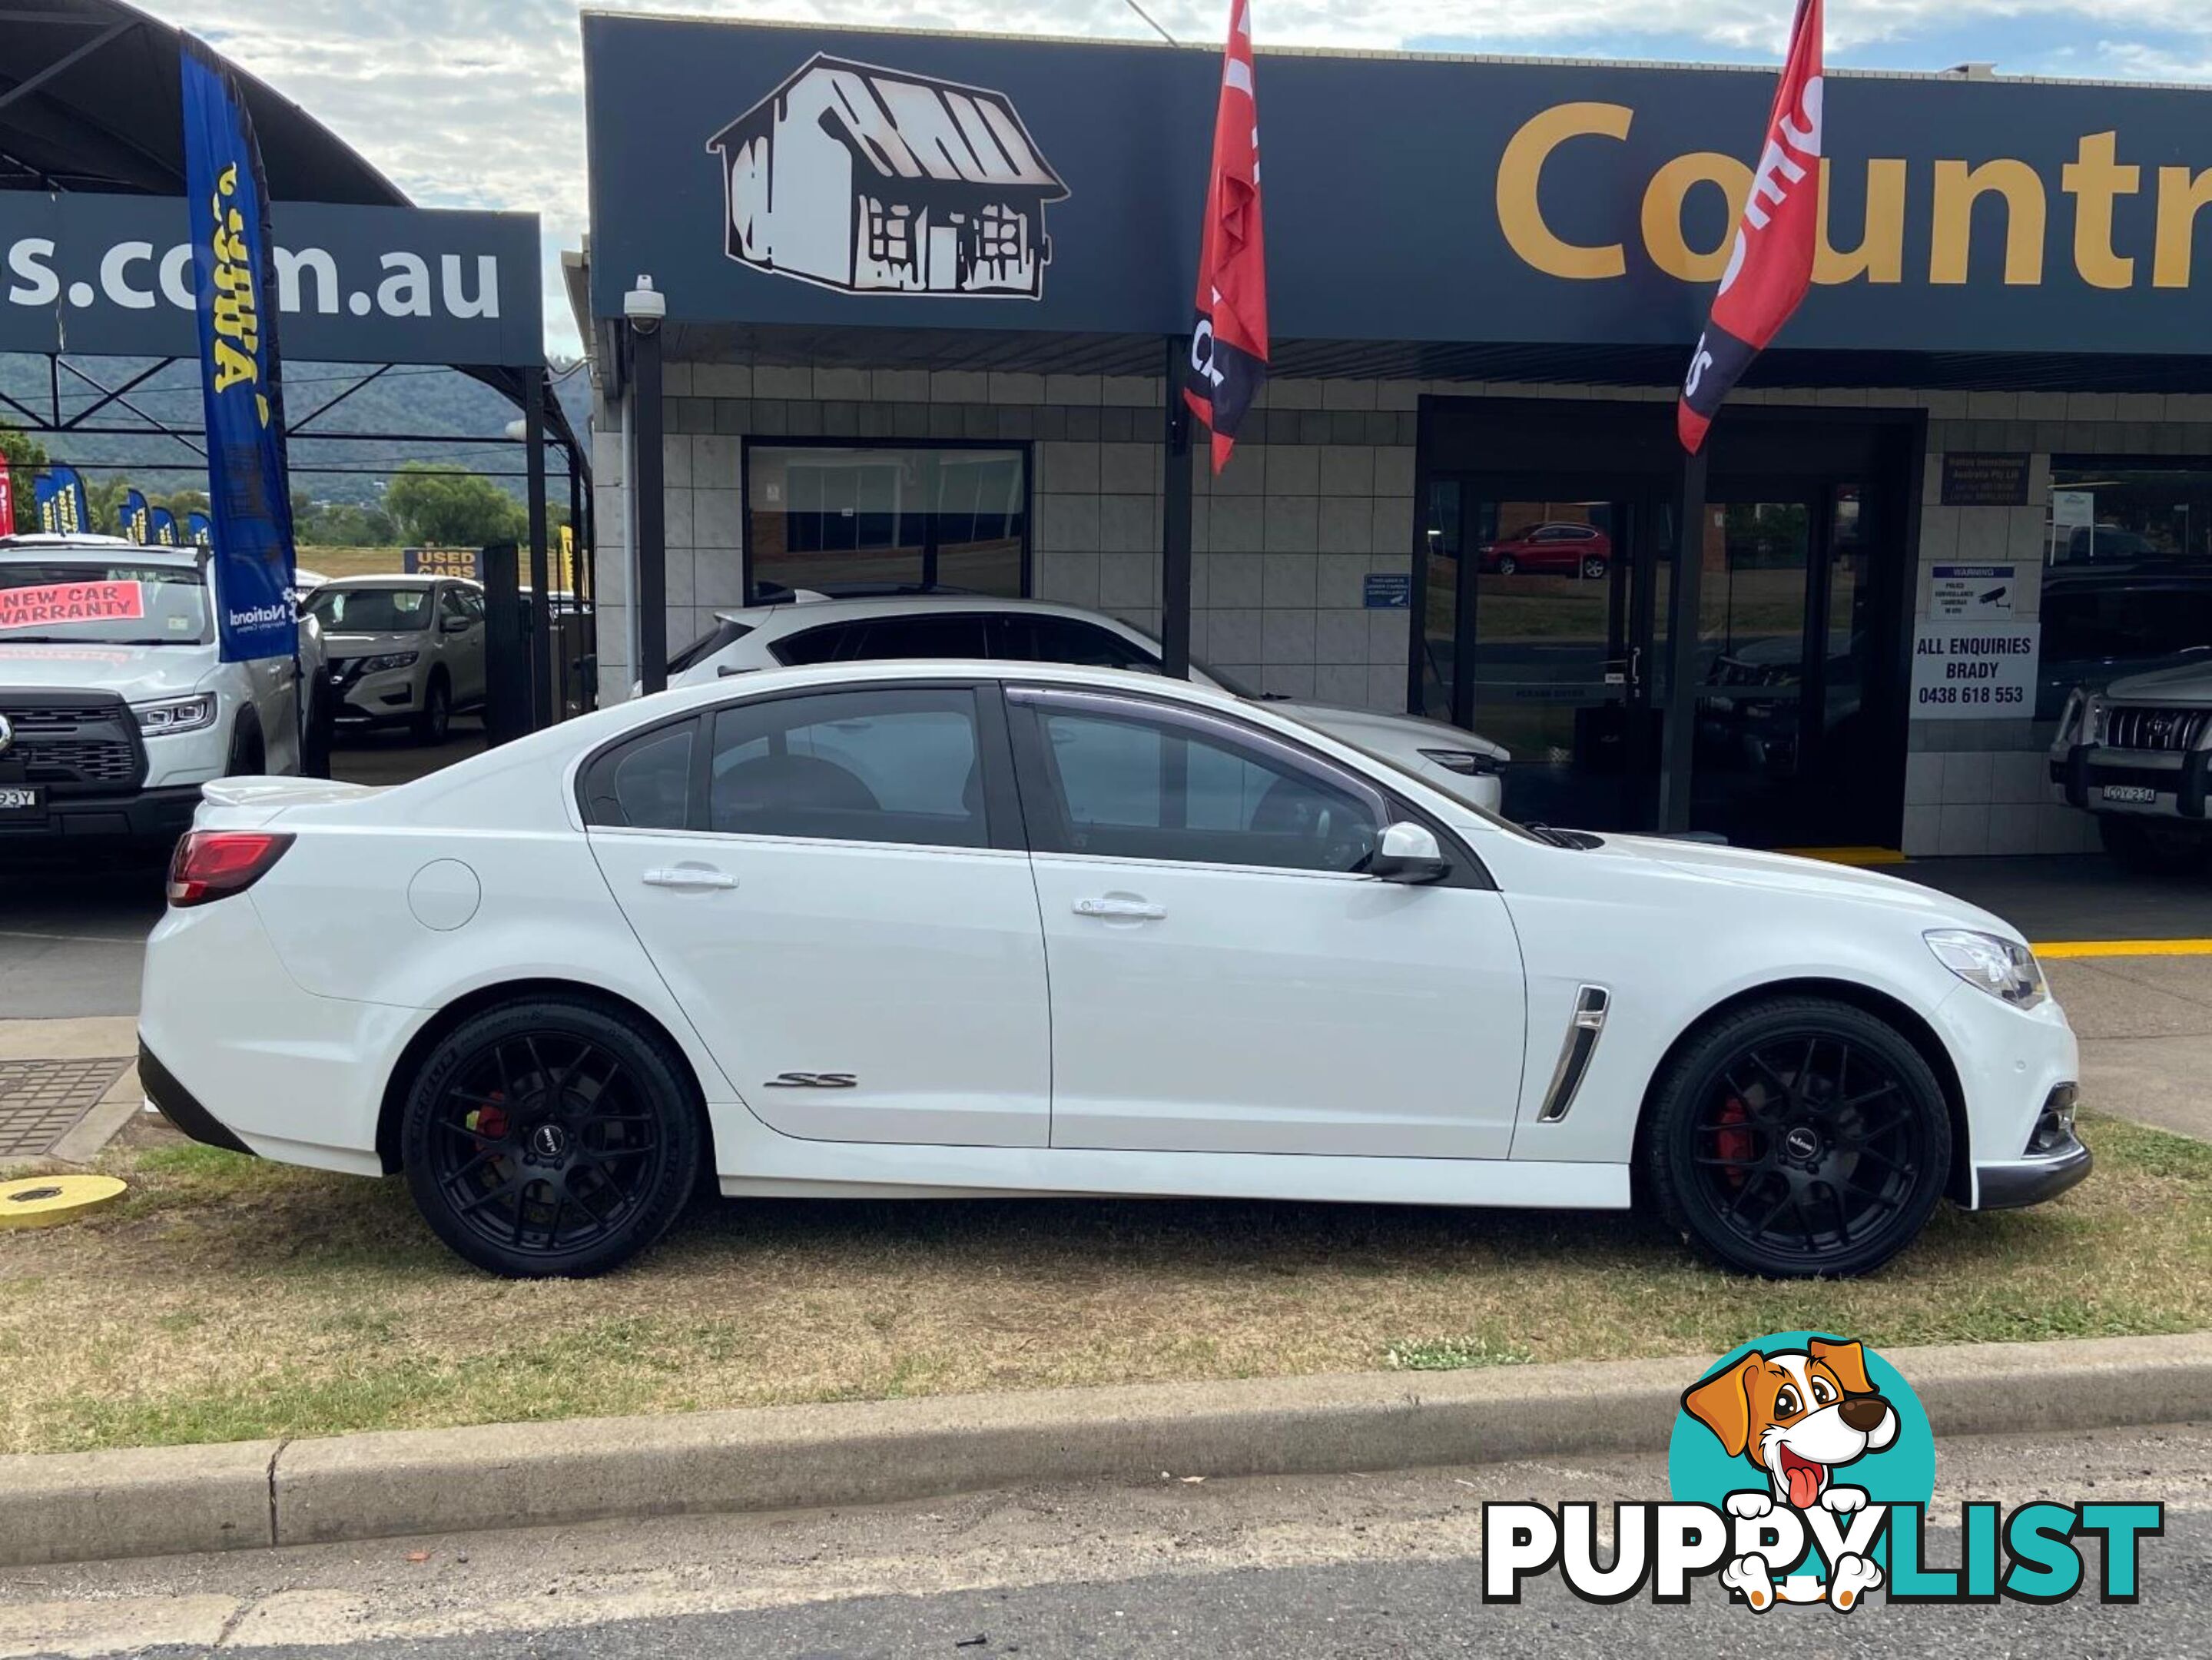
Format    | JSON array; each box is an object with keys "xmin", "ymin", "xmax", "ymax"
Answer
[{"xmin": 575, "ymin": 12, "xmax": 2212, "ymax": 857}]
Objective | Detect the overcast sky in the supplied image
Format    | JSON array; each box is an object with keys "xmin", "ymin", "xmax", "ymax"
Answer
[{"xmin": 141, "ymin": 1, "xmax": 2212, "ymax": 356}]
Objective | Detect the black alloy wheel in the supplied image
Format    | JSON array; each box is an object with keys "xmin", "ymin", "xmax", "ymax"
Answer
[
  {"xmin": 401, "ymin": 998, "xmax": 701, "ymax": 1277},
  {"xmin": 1645, "ymin": 997, "xmax": 1951, "ymax": 1278}
]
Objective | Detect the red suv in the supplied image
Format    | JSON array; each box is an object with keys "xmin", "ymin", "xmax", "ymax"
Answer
[{"xmin": 1477, "ymin": 522, "xmax": 1612, "ymax": 578}]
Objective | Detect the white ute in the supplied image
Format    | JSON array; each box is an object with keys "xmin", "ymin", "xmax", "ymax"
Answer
[{"xmin": 0, "ymin": 534, "xmax": 327, "ymax": 845}]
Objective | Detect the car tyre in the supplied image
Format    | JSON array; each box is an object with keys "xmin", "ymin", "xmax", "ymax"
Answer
[
  {"xmin": 2098, "ymin": 815, "xmax": 2207, "ymax": 875},
  {"xmin": 1496, "ymin": 553, "xmax": 1517, "ymax": 576},
  {"xmin": 1643, "ymin": 996, "xmax": 1952, "ymax": 1279},
  {"xmin": 400, "ymin": 997, "xmax": 702, "ymax": 1278},
  {"xmin": 1582, "ymin": 555, "xmax": 1608, "ymax": 580},
  {"xmin": 300, "ymin": 685, "xmax": 334, "ymax": 779},
  {"xmin": 413, "ymin": 672, "xmax": 452, "ymax": 746},
  {"xmin": 224, "ymin": 712, "xmax": 264, "ymax": 777}
]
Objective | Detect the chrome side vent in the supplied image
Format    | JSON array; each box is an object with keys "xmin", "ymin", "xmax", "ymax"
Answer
[{"xmin": 1537, "ymin": 986, "xmax": 1610, "ymax": 1123}]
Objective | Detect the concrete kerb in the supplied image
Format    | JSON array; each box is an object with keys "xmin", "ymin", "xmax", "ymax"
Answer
[{"xmin": 3, "ymin": 1330, "xmax": 2209, "ymax": 1569}]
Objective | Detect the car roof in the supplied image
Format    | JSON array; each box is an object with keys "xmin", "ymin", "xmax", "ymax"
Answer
[
  {"xmin": 0, "ymin": 534, "xmax": 199, "ymax": 566},
  {"xmin": 711, "ymin": 593, "xmax": 1145, "ymax": 632}
]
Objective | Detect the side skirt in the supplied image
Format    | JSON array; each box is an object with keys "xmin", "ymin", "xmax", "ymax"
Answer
[{"xmin": 709, "ymin": 1129, "xmax": 1632, "ymax": 1210}]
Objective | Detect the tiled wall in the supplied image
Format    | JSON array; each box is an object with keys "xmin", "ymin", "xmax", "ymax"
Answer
[
  {"xmin": 591, "ymin": 366, "xmax": 1421, "ymax": 716},
  {"xmin": 593, "ymin": 367, "xmax": 2210, "ymax": 856}
]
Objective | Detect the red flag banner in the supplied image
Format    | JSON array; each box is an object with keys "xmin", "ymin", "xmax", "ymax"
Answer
[
  {"xmin": 1679, "ymin": 0, "xmax": 1824, "ymax": 454},
  {"xmin": 1182, "ymin": 0, "xmax": 1269, "ymax": 473}
]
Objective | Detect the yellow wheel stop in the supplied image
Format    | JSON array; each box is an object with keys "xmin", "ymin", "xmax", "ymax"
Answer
[{"xmin": 0, "ymin": 1174, "xmax": 126, "ymax": 1229}]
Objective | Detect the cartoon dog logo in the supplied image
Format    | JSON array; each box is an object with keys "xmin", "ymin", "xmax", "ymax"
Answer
[{"xmin": 1681, "ymin": 1336, "xmax": 1899, "ymax": 1610}]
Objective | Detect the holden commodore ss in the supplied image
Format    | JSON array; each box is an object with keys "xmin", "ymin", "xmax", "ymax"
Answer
[{"xmin": 139, "ymin": 660, "xmax": 2088, "ymax": 1280}]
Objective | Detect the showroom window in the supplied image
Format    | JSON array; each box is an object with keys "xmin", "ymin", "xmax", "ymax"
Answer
[
  {"xmin": 2043, "ymin": 459, "xmax": 2212, "ymax": 716},
  {"xmin": 707, "ymin": 686, "xmax": 989, "ymax": 849},
  {"xmin": 745, "ymin": 443, "xmax": 1029, "ymax": 600},
  {"xmin": 1020, "ymin": 697, "xmax": 1383, "ymax": 874}
]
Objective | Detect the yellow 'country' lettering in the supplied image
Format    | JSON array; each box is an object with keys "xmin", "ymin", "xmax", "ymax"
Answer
[
  {"xmin": 1495, "ymin": 102, "xmax": 1633, "ymax": 280},
  {"xmin": 1641, "ymin": 152, "xmax": 1752, "ymax": 282},
  {"xmin": 1929, "ymin": 159, "xmax": 2046, "ymax": 285},
  {"xmin": 2154, "ymin": 164, "xmax": 2212, "ymax": 289},
  {"xmin": 2062, "ymin": 131, "xmax": 2141, "ymax": 290},
  {"xmin": 1814, "ymin": 158, "xmax": 1908, "ymax": 284}
]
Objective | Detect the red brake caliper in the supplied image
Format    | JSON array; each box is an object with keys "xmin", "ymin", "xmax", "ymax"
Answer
[
  {"xmin": 1714, "ymin": 1097, "xmax": 1753, "ymax": 1187},
  {"xmin": 464, "ymin": 1093, "xmax": 509, "ymax": 1147}
]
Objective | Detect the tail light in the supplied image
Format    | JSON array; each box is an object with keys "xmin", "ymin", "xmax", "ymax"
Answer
[{"xmin": 167, "ymin": 831, "xmax": 294, "ymax": 908}]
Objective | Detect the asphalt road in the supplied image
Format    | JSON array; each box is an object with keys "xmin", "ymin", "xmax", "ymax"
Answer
[{"xmin": 6, "ymin": 1426, "xmax": 2210, "ymax": 1658}]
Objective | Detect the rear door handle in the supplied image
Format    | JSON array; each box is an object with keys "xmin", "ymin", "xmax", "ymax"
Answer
[
  {"xmin": 642, "ymin": 865, "xmax": 738, "ymax": 891},
  {"xmin": 1073, "ymin": 897, "xmax": 1166, "ymax": 921}
]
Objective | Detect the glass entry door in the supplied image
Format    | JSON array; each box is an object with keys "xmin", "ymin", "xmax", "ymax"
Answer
[
  {"xmin": 1419, "ymin": 483, "xmax": 1670, "ymax": 832},
  {"xmin": 1689, "ymin": 486, "xmax": 1873, "ymax": 847}
]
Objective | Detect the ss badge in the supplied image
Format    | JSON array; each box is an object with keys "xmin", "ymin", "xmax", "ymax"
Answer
[{"xmin": 764, "ymin": 1071, "xmax": 858, "ymax": 1089}]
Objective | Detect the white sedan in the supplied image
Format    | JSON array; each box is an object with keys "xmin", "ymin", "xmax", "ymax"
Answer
[
  {"xmin": 660, "ymin": 593, "xmax": 1511, "ymax": 812},
  {"xmin": 139, "ymin": 661, "xmax": 2088, "ymax": 1280}
]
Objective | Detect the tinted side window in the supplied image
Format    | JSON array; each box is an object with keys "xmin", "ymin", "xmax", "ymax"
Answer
[
  {"xmin": 580, "ymin": 721, "xmax": 695, "ymax": 830},
  {"xmin": 708, "ymin": 687, "xmax": 987, "ymax": 848},
  {"xmin": 1026, "ymin": 702, "xmax": 1381, "ymax": 873},
  {"xmin": 772, "ymin": 622, "xmax": 861, "ymax": 666},
  {"xmin": 856, "ymin": 614, "xmax": 991, "ymax": 659},
  {"xmin": 1003, "ymin": 616, "xmax": 1159, "ymax": 672}
]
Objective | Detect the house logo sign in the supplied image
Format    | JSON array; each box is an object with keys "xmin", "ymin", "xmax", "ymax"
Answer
[{"xmin": 706, "ymin": 53, "xmax": 1070, "ymax": 300}]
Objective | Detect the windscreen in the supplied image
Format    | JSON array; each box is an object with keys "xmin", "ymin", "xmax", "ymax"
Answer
[
  {"xmin": 0, "ymin": 561, "xmax": 211, "ymax": 646},
  {"xmin": 308, "ymin": 586, "xmax": 433, "ymax": 634}
]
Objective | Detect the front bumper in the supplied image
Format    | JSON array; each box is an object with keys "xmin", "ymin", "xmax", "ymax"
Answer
[
  {"xmin": 1975, "ymin": 1134, "xmax": 2094, "ymax": 1209},
  {"xmin": 0, "ymin": 782, "xmax": 201, "ymax": 842},
  {"xmin": 332, "ymin": 666, "xmax": 424, "ymax": 722},
  {"xmin": 2053, "ymin": 742, "xmax": 2209, "ymax": 819}
]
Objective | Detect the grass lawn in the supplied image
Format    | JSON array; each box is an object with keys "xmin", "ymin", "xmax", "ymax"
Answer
[{"xmin": 1, "ymin": 1112, "xmax": 2206, "ymax": 1456}]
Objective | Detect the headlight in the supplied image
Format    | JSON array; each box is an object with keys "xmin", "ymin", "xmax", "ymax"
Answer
[
  {"xmin": 132, "ymin": 693, "xmax": 218, "ymax": 735},
  {"xmin": 1419, "ymin": 748, "xmax": 1499, "ymax": 776},
  {"xmin": 359, "ymin": 651, "xmax": 420, "ymax": 674},
  {"xmin": 1925, "ymin": 928, "xmax": 2048, "ymax": 1009}
]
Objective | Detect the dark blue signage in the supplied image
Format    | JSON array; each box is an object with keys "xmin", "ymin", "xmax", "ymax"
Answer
[
  {"xmin": 1364, "ymin": 573, "xmax": 1412, "ymax": 609},
  {"xmin": 0, "ymin": 195, "xmax": 544, "ymax": 367},
  {"xmin": 584, "ymin": 15, "xmax": 2212, "ymax": 357},
  {"xmin": 32, "ymin": 466, "xmax": 88, "ymax": 536},
  {"xmin": 181, "ymin": 35, "xmax": 297, "ymax": 663},
  {"xmin": 121, "ymin": 487, "xmax": 149, "ymax": 544}
]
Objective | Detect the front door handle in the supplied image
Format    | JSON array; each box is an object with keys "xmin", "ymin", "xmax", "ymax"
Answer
[
  {"xmin": 642, "ymin": 865, "xmax": 738, "ymax": 891},
  {"xmin": 1073, "ymin": 896, "xmax": 1166, "ymax": 921}
]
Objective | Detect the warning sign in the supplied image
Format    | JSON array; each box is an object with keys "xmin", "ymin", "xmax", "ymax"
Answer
[
  {"xmin": 1930, "ymin": 563, "xmax": 2016, "ymax": 620},
  {"xmin": 0, "ymin": 582, "xmax": 145, "ymax": 632}
]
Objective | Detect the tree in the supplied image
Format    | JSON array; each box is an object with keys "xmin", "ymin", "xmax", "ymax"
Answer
[
  {"xmin": 384, "ymin": 463, "xmax": 526, "ymax": 547},
  {"xmin": 0, "ymin": 420, "xmax": 49, "ymax": 530}
]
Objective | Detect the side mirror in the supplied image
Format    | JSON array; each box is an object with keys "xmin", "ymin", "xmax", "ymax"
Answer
[
  {"xmin": 1371, "ymin": 821, "xmax": 1450, "ymax": 885},
  {"xmin": 441, "ymin": 616, "xmax": 473, "ymax": 634}
]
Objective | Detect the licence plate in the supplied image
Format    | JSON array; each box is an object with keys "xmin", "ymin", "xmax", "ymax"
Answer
[
  {"xmin": 0, "ymin": 785, "xmax": 41, "ymax": 815},
  {"xmin": 2101, "ymin": 785, "xmax": 2159, "ymax": 803}
]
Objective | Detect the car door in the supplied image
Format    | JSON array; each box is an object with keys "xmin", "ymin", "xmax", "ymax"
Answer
[
  {"xmin": 583, "ymin": 680, "xmax": 1052, "ymax": 1148},
  {"xmin": 439, "ymin": 585, "xmax": 487, "ymax": 706},
  {"xmin": 1009, "ymin": 685, "xmax": 1527, "ymax": 1159}
]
